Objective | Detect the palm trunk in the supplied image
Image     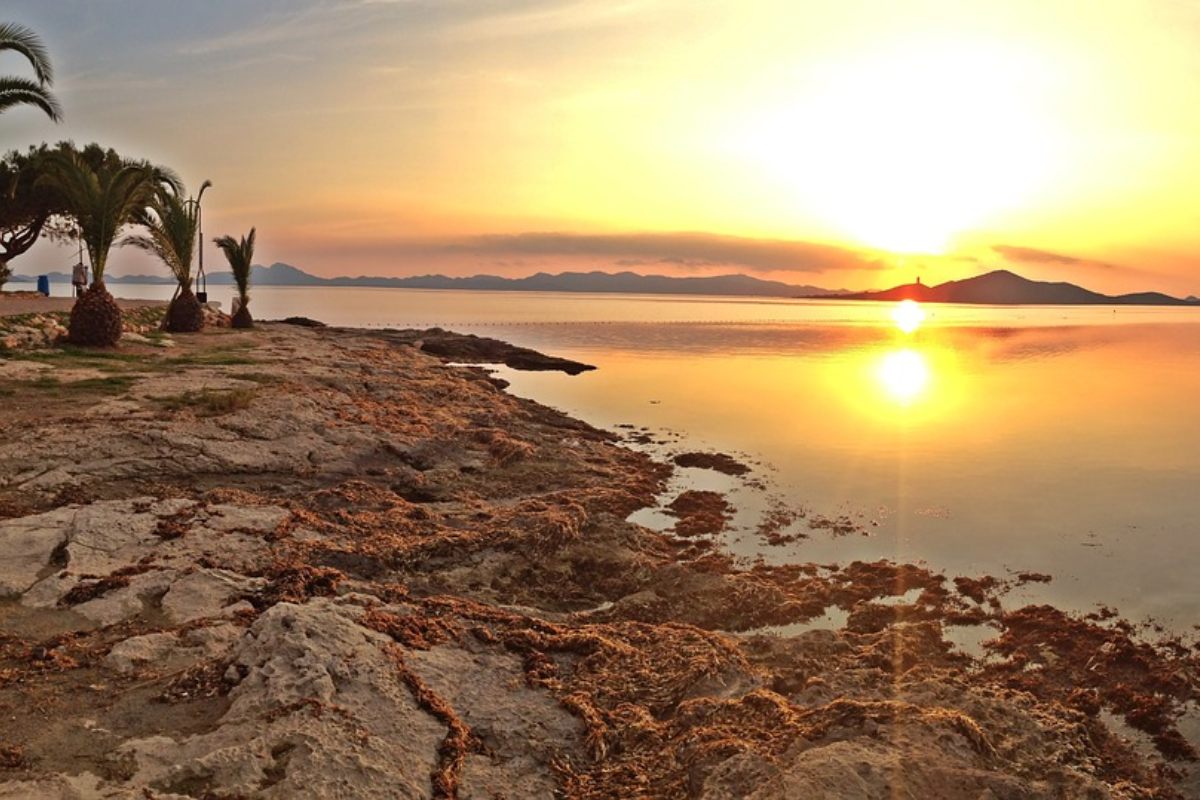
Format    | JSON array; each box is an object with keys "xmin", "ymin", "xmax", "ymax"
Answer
[
  {"xmin": 68, "ymin": 282, "xmax": 123, "ymax": 347},
  {"xmin": 232, "ymin": 291, "xmax": 253, "ymax": 328}
]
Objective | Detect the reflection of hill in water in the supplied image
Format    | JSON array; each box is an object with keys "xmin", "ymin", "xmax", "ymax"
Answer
[{"xmin": 479, "ymin": 318, "xmax": 1178, "ymax": 363}]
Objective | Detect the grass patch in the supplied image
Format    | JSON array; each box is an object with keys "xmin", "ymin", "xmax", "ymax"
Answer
[
  {"xmin": 70, "ymin": 376, "xmax": 140, "ymax": 393},
  {"xmin": 2, "ymin": 374, "xmax": 138, "ymax": 396},
  {"xmin": 164, "ymin": 347, "xmax": 259, "ymax": 367},
  {"xmin": 157, "ymin": 387, "xmax": 256, "ymax": 416},
  {"xmin": 58, "ymin": 345, "xmax": 146, "ymax": 363},
  {"xmin": 4, "ymin": 344, "xmax": 147, "ymax": 372}
]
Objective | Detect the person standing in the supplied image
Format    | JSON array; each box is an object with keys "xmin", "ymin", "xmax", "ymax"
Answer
[{"xmin": 71, "ymin": 261, "xmax": 88, "ymax": 297}]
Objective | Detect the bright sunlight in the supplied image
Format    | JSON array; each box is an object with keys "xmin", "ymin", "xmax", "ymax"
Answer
[
  {"xmin": 891, "ymin": 299, "xmax": 926, "ymax": 333},
  {"xmin": 876, "ymin": 348, "xmax": 932, "ymax": 404},
  {"xmin": 731, "ymin": 38, "xmax": 1060, "ymax": 254}
]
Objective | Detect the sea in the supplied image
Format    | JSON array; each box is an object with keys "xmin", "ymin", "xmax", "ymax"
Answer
[{"xmin": 19, "ymin": 282, "xmax": 1200, "ymax": 635}]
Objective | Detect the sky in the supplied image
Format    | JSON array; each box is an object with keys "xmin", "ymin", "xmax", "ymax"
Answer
[{"xmin": 3, "ymin": 0, "xmax": 1200, "ymax": 294}]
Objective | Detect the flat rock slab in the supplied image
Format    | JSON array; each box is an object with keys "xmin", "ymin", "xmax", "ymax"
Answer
[{"xmin": 0, "ymin": 508, "xmax": 73, "ymax": 598}]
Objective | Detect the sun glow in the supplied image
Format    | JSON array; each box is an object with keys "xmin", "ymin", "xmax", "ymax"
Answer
[
  {"xmin": 876, "ymin": 349, "xmax": 932, "ymax": 405},
  {"xmin": 824, "ymin": 338, "xmax": 965, "ymax": 424},
  {"xmin": 730, "ymin": 39, "xmax": 1060, "ymax": 253},
  {"xmin": 891, "ymin": 300, "xmax": 926, "ymax": 334}
]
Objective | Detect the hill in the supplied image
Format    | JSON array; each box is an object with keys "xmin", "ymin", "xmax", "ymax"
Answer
[
  {"xmin": 832, "ymin": 269, "xmax": 1199, "ymax": 306},
  {"xmin": 12, "ymin": 265, "xmax": 841, "ymax": 298}
]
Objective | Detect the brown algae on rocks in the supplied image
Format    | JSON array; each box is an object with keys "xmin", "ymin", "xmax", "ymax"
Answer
[{"xmin": 0, "ymin": 322, "xmax": 1195, "ymax": 798}]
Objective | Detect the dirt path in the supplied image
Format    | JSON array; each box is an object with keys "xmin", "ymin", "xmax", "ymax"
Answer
[{"xmin": 0, "ymin": 291, "xmax": 166, "ymax": 317}]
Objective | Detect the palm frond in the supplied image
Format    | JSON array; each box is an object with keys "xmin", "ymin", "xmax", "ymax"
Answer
[
  {"xmin": 37, "ymin": 151, "xmax": 159, "ymax": 282},
  {"xmin": 214, "ymin": 228, "xmax": 256, "ymax": 300},
  {"xmin": 0, "ymin": 76, "xmax": 61, "ymax": 121},
  {"xmin": 0, "ymin": 23, "xmax": 54, "ymax": 85},
  {"xmin": 121, "ymin": 182, "xmax": 202, "ymax": 286},
  {"xmin": 152, "ymin": 163, "xmax": 185, "ymax": 196}
]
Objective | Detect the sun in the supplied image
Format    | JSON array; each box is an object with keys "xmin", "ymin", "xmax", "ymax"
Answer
[{"xmin": 729, "ymin": 38, "xmax": 1058, "ymax": 254}]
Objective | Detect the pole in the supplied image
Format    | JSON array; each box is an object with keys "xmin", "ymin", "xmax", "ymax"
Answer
[
  {"xmin": 194, "ymin": 180, "xmax": 212, "ymax": 303},
  {"xmin": 77, "ymin": 221, "xmax": 86, "ymax": 295}
]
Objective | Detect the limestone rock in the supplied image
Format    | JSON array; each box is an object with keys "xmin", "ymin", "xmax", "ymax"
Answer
[
  {"xmin": 105, "ymin": 632, "xmax": 184, "ymax": 675},
  {"xmin": 0, "ymin": 507, "xmax": 72, "ymax": 597},
  {"xmin": 160, "ymin": 569, "xmax": 262, "ymax": 624},
  {"xmin": 119, "ymin": 599, "xmax": 446, "ymax": 798}
]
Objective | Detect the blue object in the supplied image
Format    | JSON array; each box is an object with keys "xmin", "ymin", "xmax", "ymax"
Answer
[{"xmin": 36, "ymin": 275, "xmax": 50, "ymax": 296}]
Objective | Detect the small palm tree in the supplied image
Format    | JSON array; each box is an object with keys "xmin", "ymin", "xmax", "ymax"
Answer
[
  {"xmin": 214, "ymin": 228, "xmax": 256, "ymax": 328},
  {"xmin": 38, "ymin": 150, "xmax": 180, "ymax": 346},
  {"xmin": 0, "ymin": 23, "xmax": 61, "ymax": 121},
  {"xmin": 123, "ymin": 180, "xmax": 211, "ymax": 332}
]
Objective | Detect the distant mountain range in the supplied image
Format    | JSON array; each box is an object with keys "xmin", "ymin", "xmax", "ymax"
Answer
[
  {"xmin": 12, "ymin": 263, "xmax": 1196, "ymax": 305},
  {"xmin": 830, "ymin": 269, "xmax": 1200, "ymax": 306},
  {"xmin": 13, "ymin": 263, "xmax": 843, "ymax": 298}
]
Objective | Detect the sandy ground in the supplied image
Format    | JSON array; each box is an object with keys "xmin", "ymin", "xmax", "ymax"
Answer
[
  {"xmin": 0, "ymin": 322, "xmax": 1196, "ymax": 799},
  {"xmin": 0, "ymin": 291, "xmax": 166, "ymax": 316}
]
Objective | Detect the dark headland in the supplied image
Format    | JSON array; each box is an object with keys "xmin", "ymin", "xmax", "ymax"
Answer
[{"xmin": 825, "ymin": 268, "xmax": 1200, "ymax": 306}]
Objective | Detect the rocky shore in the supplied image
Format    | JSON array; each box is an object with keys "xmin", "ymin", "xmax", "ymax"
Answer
[{"xmin": 0, "ymin": 320, "xmax": 1197, "ymax": 799}]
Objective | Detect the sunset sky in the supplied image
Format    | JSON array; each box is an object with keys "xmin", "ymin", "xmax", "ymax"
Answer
[{"xmin": 4, "ymin": 0, "xmax": 1200, "ymax": 294}]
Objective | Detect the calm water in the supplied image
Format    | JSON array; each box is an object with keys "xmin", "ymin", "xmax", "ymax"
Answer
[{"xmin": 29, "ymin": 283, "xmax": 1200, "ymax": 630}]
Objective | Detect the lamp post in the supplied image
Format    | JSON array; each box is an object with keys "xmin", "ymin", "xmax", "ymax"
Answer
[{"xmin": 192, "ymin": 180, "xmax": 213, "ymax": 303}]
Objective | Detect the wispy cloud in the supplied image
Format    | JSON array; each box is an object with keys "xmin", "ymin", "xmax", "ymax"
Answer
[
  {"xmin": 177, "ymin": 1, "xmax": 389, "ymax": 56},
  {"xmin": 444, "ymin": 0, "xmax": 661, "ymax": 41},
  {"xmin": 303, "ymin": 231, "xmax": 890, "ymax": 274},
  {"xmin": 992, "ymin": 244, "xmax": 1122, "ymax": 271}
]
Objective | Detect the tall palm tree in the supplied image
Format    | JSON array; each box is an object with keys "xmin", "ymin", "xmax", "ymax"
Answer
[
  {"xmin": 38, "ymin": 150, "xmax": 180, "ymax": 346},
  {"xmin": 123, "ymin": 180, "xmax": 211, "ymax": 332},
  {"xmin": 214, "ymin": 228, "xmax": 256, "ymax": 329},
  {"xmin": 0, "ymin": 23, "xmax": 61, "ymax": 121}
]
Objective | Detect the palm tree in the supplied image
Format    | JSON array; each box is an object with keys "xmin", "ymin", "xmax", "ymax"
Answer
[
  {"xmin": 123, "ymin": 180, "xmax": 211, "ymax": 332},
  {"xmin": 0, "ymin": 23, "xmax": 61, "ymax": 121},
  {"xmin": 38, "ymin": 150, "xmax": 180, "ymax": 346},
  {"xmin": 214, "ymin": 228, "xmax": 256, "ymax": 329}
]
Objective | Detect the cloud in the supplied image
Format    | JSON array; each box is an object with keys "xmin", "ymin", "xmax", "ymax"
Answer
[
  {"xmin": 423, "ymin": 231, "xmax": 888, "ymax": 273},
  {"xmin": 177, "ymin": 1, "xmax": 405, "ymax": 56},
  {"xmin": 992, "ymin": 244, "xmax": 1121, "ymax": 271},
  {"xmin": 444, "ymin": 0, "xmax": 660, "ymax": 41}
]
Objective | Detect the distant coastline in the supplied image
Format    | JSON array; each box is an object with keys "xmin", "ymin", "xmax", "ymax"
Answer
[
  {"xmin": 12, "ymin": 263, "xmax": 1197, "ymax": 305},
  {"xmin": 11, "ymin": 263, "xmax": 844, "ymax": 299}
]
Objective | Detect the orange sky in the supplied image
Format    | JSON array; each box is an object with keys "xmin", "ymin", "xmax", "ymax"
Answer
[{"xmin": 5, "ymin": 0, "xmax": 1200, "ymax": 294}]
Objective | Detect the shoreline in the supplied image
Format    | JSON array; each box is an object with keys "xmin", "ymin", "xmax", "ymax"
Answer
[{"xmin": 0, "ymin": 317, "xmax": 1197, "ymax": 797}]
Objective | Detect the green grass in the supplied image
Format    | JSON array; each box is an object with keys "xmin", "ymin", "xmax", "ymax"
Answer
[
  {"xmin": 156, "ymin": 387, "xmax": 256, "ymax": 416},
  {"xmin": 4, "ymin": 344, "xmax": 145, "ymax": 370},
  {"xmin": 2, "ymin": 374, "xmax": 138, "ymax": 396},
  {"xmin": 71, "ymin": 376, "xmax": 140, "ymax": 393},
  {"xmin": 163, "ymin": 345, "xmax": 259, "ymax": 367}
]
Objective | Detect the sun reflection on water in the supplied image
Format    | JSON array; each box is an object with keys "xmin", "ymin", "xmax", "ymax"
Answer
[
  {"xmin": 876, "ymin": 348, "xmax": 931, "ymax": 404},
  {"xmin": 891, "ymin": 299, "xmax": 926, "ymax": 333}
]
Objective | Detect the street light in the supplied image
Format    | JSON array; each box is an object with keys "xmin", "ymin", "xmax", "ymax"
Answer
[{"xmin": 189, "ymin": 180, "xmax": 213, "ymax": 303}]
